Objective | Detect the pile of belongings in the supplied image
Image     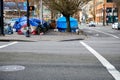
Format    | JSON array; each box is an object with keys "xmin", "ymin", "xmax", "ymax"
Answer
[{"xmin": 13, "ymin": 16, "xmax": 49, "ymax": 35}]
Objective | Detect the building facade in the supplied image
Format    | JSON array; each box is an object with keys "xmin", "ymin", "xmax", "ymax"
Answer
[
  {"xmin": 4, "ymin": 0, "xmax": 27, "ymax": 18},
  {"xmin": 95, "ymin": 0, "xmax": 118, "ymax": 25}
]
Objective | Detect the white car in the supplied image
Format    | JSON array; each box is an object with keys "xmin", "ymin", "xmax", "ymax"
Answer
[
  {"xmin": 88, "ymin": 21, "xmax": 96, "ymax": 27},
  {"xmin": 112, "ymin": 22, "xmax": 120, "ymax": 30}
]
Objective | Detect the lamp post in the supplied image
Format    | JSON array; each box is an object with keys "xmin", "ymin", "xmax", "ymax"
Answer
[{"xmin": 26, "ymin": 0, "xmax": 30, "ymax": 37}]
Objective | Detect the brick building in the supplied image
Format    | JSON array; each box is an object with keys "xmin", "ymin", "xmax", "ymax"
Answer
[
  {"xmin": 95, "ymin": 0, "xmax": 118, "ymax": 25},
  {"xmin": 4, "ymin": 0, "xmax": 28, "ymax": 18}
]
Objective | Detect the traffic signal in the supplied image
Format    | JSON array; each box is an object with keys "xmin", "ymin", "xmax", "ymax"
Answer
[{"xmin": 29, "ymin": 6, "xmax": 35, "ymax": 11}]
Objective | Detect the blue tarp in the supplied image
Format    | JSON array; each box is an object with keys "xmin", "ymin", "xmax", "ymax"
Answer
[
  {"xmin": 30, "ymin": 18, "xmax": 47, "ymax": 27},
  {"xmin": 29, "ymin": 19, "xmax": 39, "ymax": 27},
  {"xmin": 30, "ymin": 18, "xmax": 40, "ymax": 23},
  {"xmin": 18, "ymin": 16, "xmax": 27, "ymax": 22},
  {"xmin": 13, "ymin": 17, "xmax": 48, "ymax": 31},
  {"xmin": 13, "ymin": 16, "xmax": 27, "ymax": 31},
  {"xmin": 57, "ymin": 17, "xmax": 78, "ymax": 29}
]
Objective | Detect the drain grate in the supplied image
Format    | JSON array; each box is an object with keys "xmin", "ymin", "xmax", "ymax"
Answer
[{"xmin": 0, "ymin": 65, "xmax": 25, "ymax": 72}]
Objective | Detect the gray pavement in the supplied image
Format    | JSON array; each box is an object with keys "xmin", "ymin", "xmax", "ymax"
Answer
[
  {"xmin": 0, "ymin": 29, "xmax": 86, "ymax": 42},
  {"xmin": 0, "ymin": 23, "xmax": 115, "ymax": 42},
  {"xmin": 0, "ymin": 24, "xmax": 120, "ymax": 80}
]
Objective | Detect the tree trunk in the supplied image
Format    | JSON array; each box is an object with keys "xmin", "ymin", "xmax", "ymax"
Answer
[
  {"xmin": 51, "ymin": 10, "xmax": 54, "ymax": 20},
  {"xmin": 65, "ymin": 16, "xmax": 71, "ymax": 32}
]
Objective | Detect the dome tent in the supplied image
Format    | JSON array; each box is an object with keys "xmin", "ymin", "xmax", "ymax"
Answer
[
  {"xmin": 13, "ymin": 17, "xmax": 48, "ymax": 31},
  {"xmin": 56, "ymin": 16, "xmax": 78, "ymax": 32}
]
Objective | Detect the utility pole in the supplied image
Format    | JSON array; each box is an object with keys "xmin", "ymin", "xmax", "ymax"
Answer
[
  {"xmin": 103, "ymin": 4, "xmax": 105, "ymax": 26},
  {"xmin": 0, "ymin": 0, "xmax": 4, "ymax": 36},
  {"xmin": 103, "ymin": 0, "xmax": 106, "ymax": 26},
  {"xmin": 40, "ymin": 0, "xmax": 43, "ymax": 26},
  {"xmin": 93, "ymin": 0, "xmax": 96, "ymax": 22},
  {"xmin": 112, "ymin": 3, "xmax": 115, "ymax": 24}
]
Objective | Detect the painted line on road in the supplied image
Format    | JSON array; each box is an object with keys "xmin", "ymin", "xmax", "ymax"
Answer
[
  {"xmin": 90, "ymin": 28, "xmax": 119, "ymax": 39},
  {"xmin": 0, "ymin": 42, "xmax": 18, "ymax": 49},
  {"xmin": 80, "ymin": 41, "xmax": 120, "ymax": 80}
]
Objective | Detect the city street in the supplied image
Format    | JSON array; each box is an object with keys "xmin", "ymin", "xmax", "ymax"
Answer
[{"xmin": 0, "ymin": 24, "xmax": 120, "ymax": 80}]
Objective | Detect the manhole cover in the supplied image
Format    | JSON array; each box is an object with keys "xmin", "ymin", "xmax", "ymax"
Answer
[{"xmin": 0, "ymin": 65, "xmax": 25, "ymax": 72}]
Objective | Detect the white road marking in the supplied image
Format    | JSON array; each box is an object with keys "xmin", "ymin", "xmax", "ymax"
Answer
[
  {"xmin": 0, "ymin": 42, "xmax": 18, "ymax": 49},
  {"xmin": 90, "ymin": 28, "xmax": 119, "ymax": 39},
  {"xmin": 80, "ymin": 41, "xmax": 120, "ymax": 80}
]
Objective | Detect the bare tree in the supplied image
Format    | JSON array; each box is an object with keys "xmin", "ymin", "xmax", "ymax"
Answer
[
  {"xmin": 113, "ymin": 0, "xmax": 120, "ymax": 10},
  {"xmin": 43, "ymin": 0, "xmax": 89, "ymax": 32}
]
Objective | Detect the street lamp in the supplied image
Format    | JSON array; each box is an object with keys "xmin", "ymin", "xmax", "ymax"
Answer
[{"xmin": 26, "ymin": 0, "xmax": 30, "ymax": 37}]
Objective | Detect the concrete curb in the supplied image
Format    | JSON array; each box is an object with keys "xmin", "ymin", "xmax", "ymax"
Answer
[{"xmin": 0, "ymin": 30, "xmax": 86, "ymax": 42}]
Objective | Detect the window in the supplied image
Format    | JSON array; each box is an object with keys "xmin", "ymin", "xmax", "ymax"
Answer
[
  {"xmin": 106, "ymin": 8, "xmax": 112, "ymax": 12},
  {"xmin": 107, "ymin": 0, "xmax": 113, "ymax": 2}
]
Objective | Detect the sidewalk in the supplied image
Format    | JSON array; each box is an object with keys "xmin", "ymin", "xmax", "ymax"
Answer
[{"xmin": 0, "ymin": 29, "xmax": 86, "ymax": 42}]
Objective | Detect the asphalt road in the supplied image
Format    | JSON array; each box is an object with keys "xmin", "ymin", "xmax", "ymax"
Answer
[{"xmin": 0, "ymin": 24, "xmax": 120, "ymax": 80}]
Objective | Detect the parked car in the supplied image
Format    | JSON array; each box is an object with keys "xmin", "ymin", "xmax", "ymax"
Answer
[
  {"xmin": 88, "ymin": 21, "xmax": 96, "ymax": 27},
  {"xmin": 112, "ymin": 22, "xmax": 120, "ymax": 30}
]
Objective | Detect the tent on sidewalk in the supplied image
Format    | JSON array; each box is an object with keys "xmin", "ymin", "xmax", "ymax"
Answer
[
  {"xmin": 13, "ymin": 17, "xmax": 49, "ymax": 35},
  {"xmin": 56, "ymin": 16, "xmax": 78, "ymax": 32}
]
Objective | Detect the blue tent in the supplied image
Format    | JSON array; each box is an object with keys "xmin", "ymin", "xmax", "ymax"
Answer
[
  {"xmin": 30, "ymin": 18, "xmax": 47, "ymax": 27},
  {"xmin": 56, "ymin": 16, "xmax": 78, "ymax": 32},
  {"xmin": 13, "ymin": 16, "xmax": 27, "ymax": 31},
  {"xmin": 18, "ymin": 16, "xmax": 27, "ymax": 22},
  {"xmin": 13, "ymin": 17, "xmax": 48, "ymax": 31}
]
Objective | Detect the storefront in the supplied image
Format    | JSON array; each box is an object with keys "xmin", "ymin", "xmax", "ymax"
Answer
[{"xmin": 4, "ymin": 0, "xmax": 27, "ymax": 18}]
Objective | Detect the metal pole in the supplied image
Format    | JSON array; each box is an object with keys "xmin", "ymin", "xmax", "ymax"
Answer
[
  {"xmin": 103, "ymin": 0, "xmax": 106, "ymax": 26},
  {"xmin": 0, "ymin": 0, "xmax": 4, "ymax": 36},
  {"xmin": 38, "ymin": 0, "xmax": 44, "ymax": 34},
  {"xmin": 112, "ymin": 8, "xmax": 114, "ymax": 24},
  {"xmin": 40, "ymin": 0, "xmax": 43, "ymax": 25},
  {"xmin": 26, "ymin": 0, "xmax": 30, "ymax": 37},
  {"xmin": 103, "ymin": 4, "xmax": 105, "ymax": 26}
]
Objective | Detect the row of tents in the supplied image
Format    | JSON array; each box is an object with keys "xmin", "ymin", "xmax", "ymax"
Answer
[{"xmin": 11, "ymin": 16, "xmax": 78, "ymax": 35}]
